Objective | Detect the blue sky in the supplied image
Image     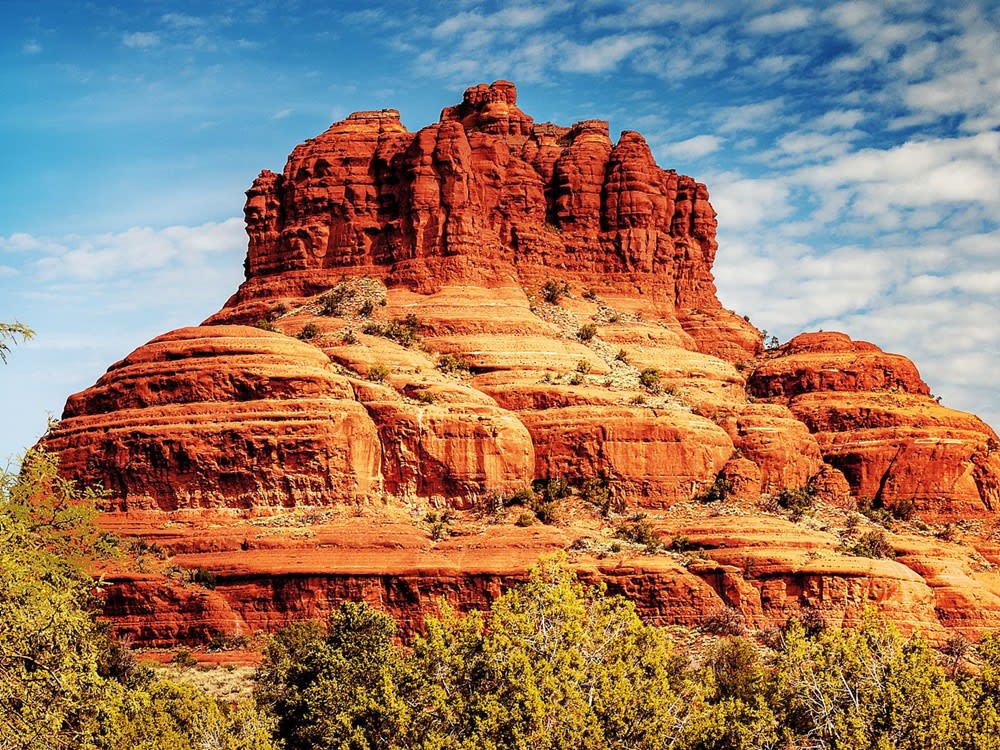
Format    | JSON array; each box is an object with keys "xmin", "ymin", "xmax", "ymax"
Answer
[{"xmin": 2, "ymin": 0, "xmax": 998, "ymax": 463}]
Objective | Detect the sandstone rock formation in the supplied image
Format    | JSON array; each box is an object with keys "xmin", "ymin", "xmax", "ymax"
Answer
[{"xmin": 44, "ymin": 82, "xmax": 1000, "ymax": 647}]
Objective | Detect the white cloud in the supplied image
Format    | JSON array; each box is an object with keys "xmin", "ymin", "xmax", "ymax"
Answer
[
  {"xmin": 272, "ymin": 108, "xmax": 292, "ymax": 120},
  {"xmin": 161, "ymin": 13, "xmax": 204, "ymax": 27},
  {"xmin": 29, "ymin": 218, "xmax": 245, "ymax": 282},
  {"xmin": 659, "ymin": 134, "xmax": 723, "ymax": 160},
  {"xmin": 22, "ymin": 40, "xmax": 42, "ymax": 54},
  {"xmin": 558, "ymin": 33, "xmax": 655, "ymax": 73},
  {"xmin": 747, "ymin": 7, "xmax": 813, "ymax": 34},
  {"xmin": 709, "ymin": 176, "xmax": 793, "ymax": 227},
  {"xmin": 123, "ymin": 32, "xmax": 160, "ymax": 48}
]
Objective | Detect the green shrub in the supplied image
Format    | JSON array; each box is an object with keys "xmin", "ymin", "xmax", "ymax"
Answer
[
  {"xmin": 639, "ymin": 367, "xmax": 662, "ymax": 393},
  {"xmin": 576, "ymin": 359, "xmax": 592, "ymax": 374},
  {"xmin": 297, "ymin": 322, "xmax": 321, "ymax": 341},
  {"xmin": 425, "ymin": 511, "xmax": 452, "ymax": 541},
  {"xmin": 615, "ymin": 514, "xmax": 662, "ymax": 552},
  {"xmin": 437, "ymin": 353, "xmax": 472, "ymax": 374},
  {"xmin": 577, "ymin": 323, "xmax": 597, "ymax": 342},
  {"xmin": 358, "ymin": 299, "xmax": 375, "ymax": 317},
  {"xmin": 367, "ymin": 364, "xmax": 390, "ymax": 382},
  {"xmin": 614, "ymin": 348, "xmax": 629, "ymax": 363},
  {"xmin": 188, "ymin": 568, "xmax": 218, "ymax": 589},
  {"xmin": 319, "ymin": 286, "xmax": 351, "ymax": 316},
  {"xmin": 776, "ymin": 483, "xmax": 817, "ymax": 519},
  {"xmin": 255, "ymin": 318, "xmax": 277, "ymax": 332},
  {"xmin": 341, "ymin": 328, "xmax": 359, "ymax": 344},
  {"xmin": 694, "ymin": 475, "xmax": 732, "ymax": 504},
  {"xmin": 542, "ymin": 279, "xmax": 570, "ymax": 303},
  {"xmin": 846, "ymin": 529, "xmax": 895, "ymax": 559}
]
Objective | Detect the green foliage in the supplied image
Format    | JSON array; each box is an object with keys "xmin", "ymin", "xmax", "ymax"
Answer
[
  {"xmin": 542, "ymin": 279, "xmax": 570, "ymax": 303},
  {"xmin": 367, "ymin": 363, "xmax": 390, "ymax": 383},
  {"xmin": 694, "ymin": 475, "xmax": 732, "ymax": 504},
  {"xmin": 363, "ymin": 314, "xmax": 420, "ymax": 347},
  {"xmin": 297, "ymin": 322, "xmax": 321, "ymax": 340},
  {"xmin": 857, "ymin": 495, "xmax": 915, "ymax": 526},
  {"xmin": 844, "ymin": 529, "xmax": 896, "ymax": 559},
  {"xmin": 0, "ymin": 448, "xmax": 280, "ymax": 750},
  {"xmin": 576, "ymin": 359, "xmax": 592, "ymax": 374},
  {"xmin": 614, "ymin": 514, "xmax": 662, "ymax": 552},
  {"xmin": 255, "ymin": 603, "xmax": 408, "ymax": 750},
  {"xmin": 576, "ymin": 323, "xmax": 598, "ymax": 342},
  {"xmin": 0, "ymin": 321, "xmax": 34, "ymax": 364},
  {"xmin": 425, "ymin": 510, "xmax": 452, "ymax": 540},
  {"xmin": 528, "ymin": 476, "xmax": 572, "ymax": 523},
  {"xmin": 775, "ymin": 482, "xmax": 818, "ymax": 519},
  {"xmin": 254, "ymin": 318, "xmax": 278, "ymax": 332},
  {"xmin": 638, "ymin": 367, "xmax": 662, "ymax": 393},
  {"xmin": 437, "ymin": 353, "xmax": 472, "ymax": 374},
  {"xmin": 579, "ymin": 476, "xmax": 622, "ymax": 516},
  {"xmin": 319, "ymin": 285, "xmax": 352, "ymax": 316}
]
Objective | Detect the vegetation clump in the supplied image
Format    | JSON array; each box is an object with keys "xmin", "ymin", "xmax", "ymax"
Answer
[
  {"xmin": 436, "ymin": 353, "xmax": 472, "ymax": 375},
  {"xmin": 542, "ymin": 279, "xmax": 569, "ymax": 304},
  {"xmin": 694, "ymin": 475, "xmax": 732, "ymax": 504},
  {"xmin": 576, "ymin": 323, "xmax": 597, "ymax": 342},
  {"xmin": 639, "ymin": 367, "xmax": 662, "ymax": 393},
  {"xmin": 614, "ymin": 514, "xmax": 662, "ymax": 552},
  {"xmin": 363, "ymin": 313, "xmax": 420, "ymax": 347},
  {"xmin": 775, "ymin": 481, "xmax": 818, "ymax": 519}
]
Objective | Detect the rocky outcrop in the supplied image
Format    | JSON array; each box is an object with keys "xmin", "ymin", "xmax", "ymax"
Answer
[
  {"xmin": 219, "ymin": 80, "xmax": 756, "ymax": 361},
  {"xmin": 43, "ymin": 82, "xmax": 1000, "ymax": 647},
  {"xmin": 749, "ymin": 333, "xmax": 1000, "ymax": 520}
]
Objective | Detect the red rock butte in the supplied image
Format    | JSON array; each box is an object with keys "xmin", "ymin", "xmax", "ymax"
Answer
[{"xmin": 45, "ymin": 82, "xmax": 1000, "ymax": 647}]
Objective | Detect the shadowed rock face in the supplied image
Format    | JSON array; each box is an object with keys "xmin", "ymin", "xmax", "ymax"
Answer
[{"xmin": 42, "ymin": 82, "xmax": 1000, "ymax": 646}]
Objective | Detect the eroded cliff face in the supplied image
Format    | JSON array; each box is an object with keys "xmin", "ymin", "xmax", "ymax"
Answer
[{"xmin": 43, "ymin": 82, "xmax": 1000, "ymax": 646}]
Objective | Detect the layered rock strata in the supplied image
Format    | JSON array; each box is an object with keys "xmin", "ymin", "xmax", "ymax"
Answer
[{"xmin": 44, "ymin": 82, "xmax": 1000, "ymax": 645}]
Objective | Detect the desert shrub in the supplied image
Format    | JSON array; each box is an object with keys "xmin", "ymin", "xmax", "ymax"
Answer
[
  {"xmin": 702, "ymin": 605, "xmax": 744, "ymax": 636},
  {"xmin": 367, "ymin": 363, "xmax": 390, "ymax": 383},
  {"xmin": 255, "ymin": 318, "xmax": 277, "ymax": 332},
  {"xmin": 845, "ymin": 529, "xmax": 896, "ymax": 559},
  {"xmin": 576, "ymin": 323, "xmax": 597, "ymax": 342},
  {"xmin": 615, "ymin": 514, "xmax": 662, "ymax": 552},
  {"xmin": 580, "ymin": 476, "xmax": 622, "ymax": 516},
  {"xmin": 576, "ymin": 359, "xmax": 592, "ymax": 374},
  {"xmin": 340, "ymin": 328, "xmax": 358, "ymax": 344},
  {"xmin": 776, "ymin": 483, "xmax": 817, "ymax": 519},
  {"xmin": 358, "ymin": 299, "xmax": 375, "ymax": 317},
  {"xmin": 377, "ymin": 314, "xmax": 420, "ymax": 347},
  {"xmin": 188, "ymin": 567, "xmax": 218, "ymax": 589},
  {"xmin": 505, "ymin": 486, "xmax": 538, "ymax": 507},
  {"xmin": 568, "ymin": 371, "xmax": 584, "ymax": 385},
  {"xmin": 694, "ymin": 475, "xmax": 732, "ymax": 504},
  {"xmin": 437, "ymin": 353, "xmax": 472, "ymax": 374},
  {"xmin": 639, "ymin": 367, "xmax": 662, "ymax": 393},
  {"xmin": 297, "ymin": 322, "xmax": 320, "ymax": 340},
  {"xmin": 425, "ymin": 510, "xmax": 452, "ymax": 541},
  {"xmin": 542, "ymin": 279, "xmax": 570, "ymax": 303},
  {"xmin": 318, "ymin": 285, "xmax": 351, "ymax": 316},
  {"xmin": 614, "ymin": 348, "xmax": 629, "ymax": 363},
  {"xmin": 582, "ymin": 287, "xmax": 599, "ymax": 301},
  {"xmin": 515, "ymin": 511, "xmax": 536, "ymax": 527}
]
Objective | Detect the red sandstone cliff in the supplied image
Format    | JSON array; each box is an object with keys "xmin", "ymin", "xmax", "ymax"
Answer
[{"xmin": 43, "ymin": 82, "xmax": 1000, "ymax": 646}]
